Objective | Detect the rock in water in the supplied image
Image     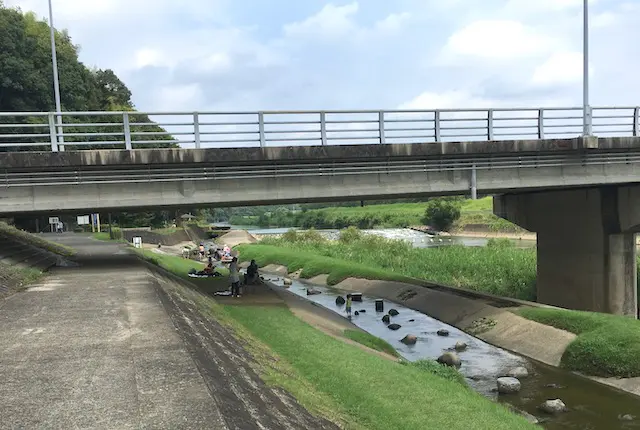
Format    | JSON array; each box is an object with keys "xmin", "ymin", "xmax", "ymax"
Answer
[
  {"xmin": 408, "ymin": 319, "xmax": 415, "ymax": 322},
  {"xmin": 497, "ymin": 377, "xmax": 521, "ymax": 394},
  {"xmin": 454, "ymin": 341, "xmax": 468, "ymax": 351},
  {"xmin": 283, "ymin": 278, "xmax": 292, "ymax": 286},
  {"xmin": 335, "ymin": 296, "xmax": 346, "ymax": 306},
  {"xmin": 506, "ymin": 366, "xmax": 529, "ymax": 378},
  {"xmin": 359, "ymin": 310, "xmax": 366, "ymax": 313},
  {"xmin": 437, "ymin": 329, "xmax": 450, "ymax": 337},
  {"xmin": 306, "ymin": 288, "xmax": 321, "ymax": 296},
  {"xmin": 437, "ymin": 352, "xmax": 461, "ymax": 368},
  {"xmin": 388, "ymin": 323, "xmax": 401, "ymax": 331},
  {"xmin": 620, "ymin": 414, "xmax": 635, "ymax": 421},
  {"xmin": 388, "ymin": 309, "xmax": 399, "ymax": 316},
  {"xmin": 401, "ymin": 334, "xmax": 417, "ymax": 345},
  {"xmin": 382, "ymin": 315, "xmax": 391, "ymax": 324},
  {"xmin": 354, "ymin": 311, "xmax": 360, "ymax": 316},
  {"xmin": 538, "ymin": 399, "xmax": 567, "ymax": 414}
]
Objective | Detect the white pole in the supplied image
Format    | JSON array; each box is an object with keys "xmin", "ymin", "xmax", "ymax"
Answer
[
  {"xmin": 48, "ymin": 0, "xmax": 64, "ymax": 151},
  {"xmin": 583, "ymin": 0, "xmax": 592, "ymax": 136}
]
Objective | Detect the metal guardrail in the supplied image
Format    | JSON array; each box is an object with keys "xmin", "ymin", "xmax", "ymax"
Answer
[
  {"xmin": 3, "ymin": 151, "xmax": 640, "ymax": 187},
  {"xmin": 0, "ymin": 107, "xmax": 639, "ymax": 152}
]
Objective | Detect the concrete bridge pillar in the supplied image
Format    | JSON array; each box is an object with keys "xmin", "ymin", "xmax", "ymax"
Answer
[{"xmin": 494, "ymin": 186, "xmax": 639, "ymax": 317}]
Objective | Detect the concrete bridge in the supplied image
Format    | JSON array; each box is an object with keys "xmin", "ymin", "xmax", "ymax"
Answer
[{"xmin": 1, "ymin": 107, "xmax": 640, "ymax": 318}]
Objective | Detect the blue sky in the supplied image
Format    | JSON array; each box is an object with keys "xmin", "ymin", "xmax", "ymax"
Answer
[{"xmin": 7, "ymin": 0, "xmax": 640, "ymax": 113}]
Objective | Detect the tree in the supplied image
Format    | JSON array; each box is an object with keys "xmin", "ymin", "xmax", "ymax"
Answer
[{"xmin": 421, "ymin": 198, "xmax": 462, "ymax": 232}]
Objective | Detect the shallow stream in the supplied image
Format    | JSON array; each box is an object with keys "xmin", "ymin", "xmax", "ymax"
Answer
[{"xmin": 263, "ymin": 275, "xmax": 640, "ymax": 429}]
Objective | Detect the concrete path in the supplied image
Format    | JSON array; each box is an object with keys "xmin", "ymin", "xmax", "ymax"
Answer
[{"xmin": 0, "ymin": 234, "xmax": 336, "ymax": 430}]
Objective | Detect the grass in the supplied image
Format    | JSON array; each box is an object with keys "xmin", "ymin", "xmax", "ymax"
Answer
[
  {"xmin": 223, "ymin": 304, "xmax": 536, "ymax": 430},
  {"xmin": 0, "ymin": 222, "xmax": 77, "ymax": 257},
  {"xmin": 0, "ymin": 262, "xmax": 44, "ymax": 295},
  {"xmin": 250, "ymin": 230, "xmax": 537, "ymax": 300},
  {"xmin": 139, "ymin": 249, "xmax": 534, "ymax": 429},
  {"xmin": 343, "ymin": 329, "xmax": 400, "ymax": 357},
  {"xmin": 92, "ymin": 232, "xmax": 112, "ymax": 241},
  {"xmin": 516, "ymin": 307, "xmax": 640, "ymax": 377}
]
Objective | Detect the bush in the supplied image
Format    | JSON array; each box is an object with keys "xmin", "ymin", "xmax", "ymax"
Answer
[
  {"xmin": 486, "ymin": 238, "xmax": 514, "ymax": 249},
  {"xmin": 422, "ymin": 198, "xmax": 462, "ymax": 232},
  {"xmin": 339, "ymin": 226, "xmax": 363, "ymax": 243}
]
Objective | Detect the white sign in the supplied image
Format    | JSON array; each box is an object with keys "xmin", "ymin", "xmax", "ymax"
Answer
[
  {"xmin": 77, "ymin": 215, "xmax": 90, "ymax": 225},
  {"xmin": 132, "ymin": 237, "xmax": 143, "ymax": 249},
  {"xmin": 48, "ymin": 217, "xmax": 59, "ymax": 225}
]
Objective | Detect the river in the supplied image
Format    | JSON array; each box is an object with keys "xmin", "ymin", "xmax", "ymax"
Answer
[
  {"xmin": 263, "ymin": 275, "xmax": 640, "ymax": 429},
  {"xmin": 224, "ymin": 225, "xmax": 536, "ymax": 249}
]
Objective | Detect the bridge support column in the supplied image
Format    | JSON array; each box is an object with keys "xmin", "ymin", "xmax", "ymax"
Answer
[{"xmin": 494, "ymin": 187, "xmax": 638, "ymax": 317}]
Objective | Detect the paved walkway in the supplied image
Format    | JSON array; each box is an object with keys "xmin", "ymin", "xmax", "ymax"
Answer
[{"xmin": 0, "ymin": 234, "xmax": 336, "ymax": 429}]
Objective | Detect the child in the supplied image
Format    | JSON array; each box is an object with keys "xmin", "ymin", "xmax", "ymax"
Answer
[{"xmin": 345, "ymin": 294, "xmax": 352, "ymax": 317}]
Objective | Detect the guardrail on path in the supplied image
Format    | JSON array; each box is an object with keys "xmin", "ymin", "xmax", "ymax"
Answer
[{"xmin": 0, "ymin": 106, "xmax": 639, "ymax": 152}]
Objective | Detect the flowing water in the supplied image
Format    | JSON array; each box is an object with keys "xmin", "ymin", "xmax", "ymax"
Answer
[{"xmin": 262, "ymin": 276, "xmax": 640, "ymax": 429}]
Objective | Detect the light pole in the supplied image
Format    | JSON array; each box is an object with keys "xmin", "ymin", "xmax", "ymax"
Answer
[
  {"xmin": 582, "ymin": 0, "xmax": 592, "ymax": 136},
  {"xmin": 48, "ymin": 0, "xmax": 64, "ymax": 151}
]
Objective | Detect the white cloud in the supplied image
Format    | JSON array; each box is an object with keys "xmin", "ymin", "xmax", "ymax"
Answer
[
  {"xmin": 531, "ymin": 51, "xmax": 588, "ymax": 86},
  {"xmin": 399, "ymin": 90, "xmax": 499, "ymax": 110},
  {"xmin": 442, "ymin": 20, "xmax": 556, "ymax": 60},
  {"xmin": 592, "ymin": 11, "xmax": 616, "ymax": 28},
  {"xmin": 283, "ymin": 2, "xmax": 359, "ymax": 39}
]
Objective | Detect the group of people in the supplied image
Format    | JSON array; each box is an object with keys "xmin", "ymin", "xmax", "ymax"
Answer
[{"xmin": 227, "ymin": 258, "xmax": 260, "ymax": 298}]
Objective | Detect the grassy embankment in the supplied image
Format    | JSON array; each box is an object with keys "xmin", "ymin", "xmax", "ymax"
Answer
[
  {"xmin": 135, "ymin": 249, "xmax": 535, "ymax": 429},
  {"xmin": 0, "ymin": 222, "xmax": 76, "ymax": 257},
  {"xmin": 238, "ymin": 230, "xmax": 640, "ymax": 378},
  {"xmin": 236, "ymin": 198, "xmax": 526, "ymax": 232}
]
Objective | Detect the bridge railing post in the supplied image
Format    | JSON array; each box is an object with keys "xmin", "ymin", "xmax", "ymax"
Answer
[
  {"xmin": 123, "ymin": 111, "xmax": 132, "ymax": 150},
  {"xmin": 258, "ymin": 112, "xmax": 265, "ymax": 147},
  {"xmin": 487, "ymin": 109, "xmax": 494, "ymax": 141},
  {"xmin": 193, "ymin": 112, "xmax": 201, "ymax": 149},
  {"xmin": 320, "ymin": 112, "xmax": 327, "ymax": 146},
  {"xmin": 434, "ymin": 110, "xmax": 441, "ymax": 142},
  {"xmin": 634, "ymin": 107, "xmax": 639, "ymax": 137},
  {"xmin": 538, "ymin": 109, "xmax": 545, "ymax": 139},
  {"xmin": 48, "ymin": 112, "xmax": 59, "ymax": 152},
  {"xmin": 379, "ymin": 111, "xmax": 386, "ymax": 144}
]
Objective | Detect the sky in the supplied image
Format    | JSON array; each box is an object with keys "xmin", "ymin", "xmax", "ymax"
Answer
[{"xmin": 6, "ymin": 0, "xmax": 640, "ymax": 115}]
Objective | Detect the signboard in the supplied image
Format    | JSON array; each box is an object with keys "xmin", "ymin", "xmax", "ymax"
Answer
[
  {"xmin": 77, "ymin": 215, "xmax": 90, "ymax": 225},
  {"xmin": 132, "ymin": 237, "xmax": 143, "ymax": 249},
  {"xmin": 48, "ymin": 217, "xmax": 59, "ymax": 225}
]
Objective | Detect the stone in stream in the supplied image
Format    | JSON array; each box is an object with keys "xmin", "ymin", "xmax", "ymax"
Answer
[
  {"xmin": 437, "ymin": 352, "xmax": 461, "ymax": 368},
  {"xmin": 354, "ymin": 311, "xmax": 360, "ymax": 316},
  {"xmin": 387, "ymin": 323, "xmax": 402, "ymax": 331},
  {"xmin": 388, "ymin": 309, "xmax": 399, "ymax": 317},
  {"xmin": 283, "ymin": 278, "xmax": 292, "ymax": 286},
  {"xmin": 620, "ymin": 414, "xmax": 636, "ymax": 421},
  {"xmin": 306, "ymin": 288, "xmax": 321, "ymax": 296},
  {"xmin": 359, "ymin": 310, "xmax": 366, "ymax": 313},
  {"xmin": 454, "ymin": 341, "xmax": 468, "ymax": 352},
  {"xmin": 506, "ymin": 366, "xmax": 529, "ymax": 378},
  {"xmin": 382, "ymin": 315, "xmax": 391, "ymax": 324},
  {"xmin": 335, "ymin": 296, "xmax": 346, "ymax": 306},
  {"xmin": 496, "ymin": 377, "xmax": 521, "ymax": 394},
  {"xmin": 400, "ymin": 334, "xmax": 417, "ymax": 345},
  {"xmin": 436, "ymin": 329, "xmax": 450, "ymax": 337},
  {"xmin": 538, "ymin": 399, "xmax": 568, "ymax": 414},
  {"xmin": 408, "ymin": 319, "xmax": 415, "ymax": 322}
]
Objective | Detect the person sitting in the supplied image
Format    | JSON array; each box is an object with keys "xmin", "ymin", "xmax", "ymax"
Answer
[
  {"xmin": 244, "ymin": 260, "xmax": 260, "ymax": 285},
  {"xmin": 203, "ymin": 262, "xmax": 214, "ymax": 274}
]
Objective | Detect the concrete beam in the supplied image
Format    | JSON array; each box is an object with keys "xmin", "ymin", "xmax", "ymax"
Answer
[
  {"xmin": 2, "ymin": 137, "xmax": 640, "ymax": 169},
  {"xmin": 494, "ymin": 187, "xmax": 639, "ymax": 317}
]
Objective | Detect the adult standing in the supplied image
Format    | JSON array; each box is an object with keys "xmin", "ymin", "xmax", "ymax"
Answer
[{"xmin": 229, "ymin": 257, "xmax": 241, "ymax": 297}]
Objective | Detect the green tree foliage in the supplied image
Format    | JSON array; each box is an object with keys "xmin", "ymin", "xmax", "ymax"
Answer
[
  {"xmin": 0, "ymin": 3, "xmax": 177, "ymax": 151},
  {"xmin": 421, "ymin": 198, "xmax": 462, "ymax": 232}
]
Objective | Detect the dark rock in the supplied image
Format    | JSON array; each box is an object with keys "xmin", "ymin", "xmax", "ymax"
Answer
[
  {"xmin": 437, "ymin": 352, "xmax": 461, "ymax": 368},
  {"xmin": 388, "ymin": 323, "xmax": 401, "ymax": 331},
  {"xmin": 401, "ymin": 334, "xmax": 417, "ymax": 345},
  {"xmin": 351, "ymin": 293, "xmax": 363, "ymax": 302},
  {"xmin": 359, "ymin": 310, "xmax": 366, "ymax": 313},
  {"xmin": 335, "ymin": 296, "xmax": 346, "ymax": 306},
  {"xmin": 437, "ymin": 329, "xmax": 450, "ymax": 337},
  {"xmin": 354, "ymin": 311, "xmax": 360, "ymax": 316},
  {"xmin": 306, "ymin": 288, "xmax": 321, "ymax": 296},
  {"xmin": 408, "ymin": 319, "xmax": 415, "ymax": 322},
  {"xmin": 382, "ymin": 315, "xmax": 391, "ymax": 324},
  {"xmin": 388, "ymin": 309, "xmax": 399, "ymax": 316}
]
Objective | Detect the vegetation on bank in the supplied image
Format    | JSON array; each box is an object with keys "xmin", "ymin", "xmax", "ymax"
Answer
[
  {"xmin": 516, "ymin": 307, "xmax": 640, "ymax": 378},
  {"xmin": 343, "ymin": 329, "xmax": 401, "ymax": 358},
  {"xmin": 229, "ymin": 197, "xmax": 525, "ymax": 233},
  {"xmin": 241, "ymin": 228, "xmax": 537, "ymax": 300},
  {"xmin": 0, "ymin": 222, "xmax": 76, "ymax": 257},
  {"xmin": 137, "ymin": 250, "xmax": 535, "ymax": 429}
]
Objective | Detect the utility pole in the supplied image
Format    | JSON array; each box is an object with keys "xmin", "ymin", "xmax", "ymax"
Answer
[
  {"xmin": 582, "ymin": 0, "xmax": 592, "ymax": 136},
  {"xmin": 48, "ymin": 0, "xmax": 64, "ymax": 151}
]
